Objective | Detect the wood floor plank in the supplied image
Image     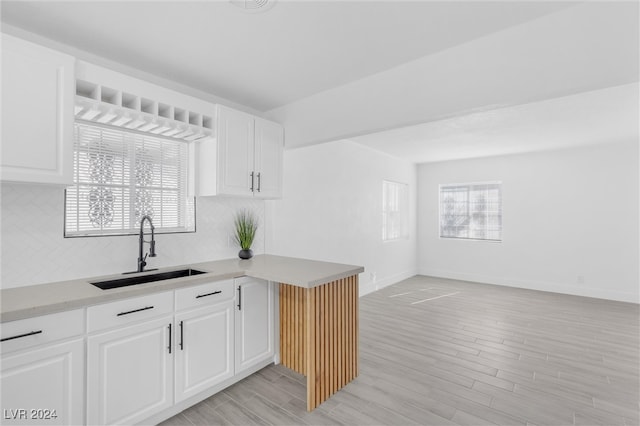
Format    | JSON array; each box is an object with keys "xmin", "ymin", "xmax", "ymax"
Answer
[
  {"xmin": 242, "ymin": 394, "xmax": 306, "ymax": 426},
  {"xmin": 213, "ymin": 398, "xmax": 266, "ymax": 425},
  {"xmin": 162, "ymin": 276, "xmax": 639, "ymax": 426},
  {"xmin": 278, "ymin": 396, "xmax": 345, "ymax": 425},
  {"xmin": 181, "ymin": 401, "xmax": 228, "ymax": 426},
  {"xmin": 157, "ymin": 412, "xmax": 194, "ymax": 426}
]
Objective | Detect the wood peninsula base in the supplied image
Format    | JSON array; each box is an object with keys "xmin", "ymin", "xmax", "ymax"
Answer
[{"xmin": 279, "ymin": 275, "xmax": 359, "ymax": 411}]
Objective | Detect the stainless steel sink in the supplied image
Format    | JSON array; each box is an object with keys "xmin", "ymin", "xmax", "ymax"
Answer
[{"xmin": 91, "ymin": 268, "xmax": 207, "ymax": 290}]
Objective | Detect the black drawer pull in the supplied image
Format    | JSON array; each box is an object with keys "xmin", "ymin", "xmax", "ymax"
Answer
[
  {"xmin": 195, "ymin": 290, "xmax": 222, "ymax": 299},
  {"xmin": 1, "ymin": 330, "xmax": 43, "ymax": 342},
  {"xmin": 117, "ymin": 306, "xmax": 154, "ymax": 316},
  {"xmin": 179, "ymin": 321, "xmax": 184, "ymax": 350}
]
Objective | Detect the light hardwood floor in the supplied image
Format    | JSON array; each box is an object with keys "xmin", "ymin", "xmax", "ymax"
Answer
[{"xmin": 160, "ymin": 276, "xmax": 639, "ymax": 425}]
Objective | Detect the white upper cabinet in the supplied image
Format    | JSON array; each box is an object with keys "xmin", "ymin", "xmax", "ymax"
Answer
[
  {"xmin": 1, "ymin": 34, "xmax": 75, "ymax": 185},
  {"xmin": 254, "ymin": 117, "xmax": 284, "ymax": 199},
  {"xmin": 216, "ymin": 106, "xmax": 256, "ymax": 196},
  {"xmin": 198, "ymin": 105, "xmax": 283, "ymax": 198}
]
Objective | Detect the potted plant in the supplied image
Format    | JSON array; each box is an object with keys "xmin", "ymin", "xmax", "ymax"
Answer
[{"xmin": 234, "ymin": 209, "xmax": 258, "ymax": 259}]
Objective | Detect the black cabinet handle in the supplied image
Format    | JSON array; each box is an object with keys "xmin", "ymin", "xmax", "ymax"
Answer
[
  {"xmin": 179, "ymin": 321, "xmax": 184, "ymax": 351},
  {"xmin": 195, "ymin": 290, "xmax": 221, "ymax": 299},
  {"xmin": 168, "ymin": 323, "xmax": 172, "ymax": 354},
  {"xmin": 237, "ymin": 285, "xmax": 242, "ymax": 310},
  {"xmin": 257, "ymin": 172, "xmax": 261, "ymax": 192},
  {"xmin": 1, "ymin": 330, "xmax": 42, "ymax": 342},
  {"xmin": 250, "ymin": 172, "xmax": 255, "ymax": 192},
  {"xmin": 117, "ymin": 306, "xmax": 154, "ymax": 317}
]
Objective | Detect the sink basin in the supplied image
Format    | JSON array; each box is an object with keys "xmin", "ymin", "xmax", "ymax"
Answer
[{"xmin": 91, "ymin": 268, "xmax": 207, "ymax": 290}]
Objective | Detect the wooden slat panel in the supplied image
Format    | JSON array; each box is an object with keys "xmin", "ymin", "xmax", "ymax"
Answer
[
  {"xmin": 280, "ymin": 283, "xmax": 307, "ymax": 376},
  {"xmin": 352, "ymin": 276, "xmax": 357, "ymax": 379},
  {"xmin": 350, "ymin": 276, "xmax": 355, "ymax": 380},
  {"xmin": 326, "ymin": 283, "xmax": 336, "ymax": 398},
  {"xmin": 294, "ymin": 284, "xmax": 299, "ymax": 373},
  {"xmin": 300, "ymin": 286, "xmax": 305, "ymax": 374},
  {"xmin": 306, "ymin": 286, "xmax": 316, "ymax": 411},
  {"xmin": 347, "ymin": 277, "xmax": 352, "ymax": 382},
  {"xmin": 337, "ymin": 278, "xmax": 343, "ymax": 389},
  {"xmin": 314, "ymin": 286, "xmax": 320, "ymax": 408},
  {"xmin": 323, "ymin": 283, "xmax": 329, "ymax": 402},
  {"xmin": 280, "ymin": 276, "xmax": 359, "ymax": 412},
  {"xmin": 280, "ymin": 283, "xmax": 287, "ymax": 368}
]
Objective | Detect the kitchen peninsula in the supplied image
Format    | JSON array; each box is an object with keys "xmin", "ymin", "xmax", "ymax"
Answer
[{"xmin": 1, "ymin": 254, "xmax": 364, "ymax": 418}]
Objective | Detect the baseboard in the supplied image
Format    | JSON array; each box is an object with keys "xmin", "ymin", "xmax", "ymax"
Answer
[{"xmin": 418, "ymin": 268, "xmax": 639, "ymax": 304}]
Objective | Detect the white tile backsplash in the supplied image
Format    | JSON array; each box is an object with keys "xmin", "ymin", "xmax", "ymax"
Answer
[{"xmin": 1, "ymin": 183, "xmax": 265, "ymax": 289}]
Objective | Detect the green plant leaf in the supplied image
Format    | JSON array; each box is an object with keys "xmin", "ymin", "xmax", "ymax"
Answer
[{"xmin": 234, "ymin": 209, "xmax": 258, "ymax": 250}]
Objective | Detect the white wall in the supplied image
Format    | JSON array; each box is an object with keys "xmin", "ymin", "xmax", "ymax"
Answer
[
  {"xmin": 1, "ymin": 183, "xmax": 266, "ymax": 289},
  {"xmin": 417, "ymin": 141, "xmax": 639, "ymax": 303},
  {"xmin": 267, "ymin": 140, "xmax": 417, "ymax": 296}
]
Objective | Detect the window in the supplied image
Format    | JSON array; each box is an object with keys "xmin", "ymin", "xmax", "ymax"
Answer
[
  {"xmin": 65, "ymin": 122, "xmax": 195, "ymax": 237},
  {"xmin": 382, "ymin": 180, "xmax": 409, "ymax": 241},
  {"xmin": 439, "ymin": 182, "xmax": 502, "ymax": 241}
]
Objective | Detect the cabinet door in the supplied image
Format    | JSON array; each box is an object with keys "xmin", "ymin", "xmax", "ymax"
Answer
[
  {"xmin": 235, "ymin": 278, "xmax": 274, "ymax": 374},
  {"xmin": 1, "ymin": 338, "xmax": 84, "ymax": 426},
  {"xmin": 175, "ymin": 302, "xmax": 234, "ymax": 402},
  {"xmin": 254, "ymin": 118, "xmax": 284, "ymax": 199},
  {"xmin": 216, "ymin": 105, "xmax": 255, "ymax": 196},
  {"xmin": 87, "ymin": 317, "xmax": 173, "ymax": 425},
  {"xmin": 1, "ymin": 34, "xmax": 74, "ymax": 185}
]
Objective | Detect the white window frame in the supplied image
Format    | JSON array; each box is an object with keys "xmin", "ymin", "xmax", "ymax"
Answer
[
  {"xmin": 64, "ymin": 121, "xmax": 196, "ymax": 237},
  {"xmin": 382, "ymin": 180, "xmax": 409, "ymax": 242},
  {"xmin": 439, "ymin": 181, "xmax": 502, "ymax": 242}
]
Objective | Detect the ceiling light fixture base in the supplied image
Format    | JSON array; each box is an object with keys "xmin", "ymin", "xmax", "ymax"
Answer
[{"xmin": 229, "ymin": 0, "xmax": 277, "ymax": 13}]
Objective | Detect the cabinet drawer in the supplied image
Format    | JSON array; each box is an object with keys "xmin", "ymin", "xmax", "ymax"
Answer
[
  {"xmin": 175, "ymin": 279, "xmax": 235, "ymax": 311},
  {"xmin": 88, "ymin": 291, "xmax": 173, "ymax": 333},
  {"xmin": 1, "ymin": 309, "xmax": 84, "ymax": 354}
]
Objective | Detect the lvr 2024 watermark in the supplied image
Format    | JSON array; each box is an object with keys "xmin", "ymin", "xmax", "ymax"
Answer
[{"xmin": 3, "ymin": 409, "xmax": 58, "ymax": 420}]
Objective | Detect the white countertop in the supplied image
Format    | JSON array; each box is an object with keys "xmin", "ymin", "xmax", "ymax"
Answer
[{"xmin": 0, "ymin": 255, "xmax": 364, "ymax": 323}]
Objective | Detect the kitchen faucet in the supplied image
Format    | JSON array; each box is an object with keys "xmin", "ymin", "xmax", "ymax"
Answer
[{"xmin": 136, "ymin": 215, "xmax": 157, "ymax": 273}]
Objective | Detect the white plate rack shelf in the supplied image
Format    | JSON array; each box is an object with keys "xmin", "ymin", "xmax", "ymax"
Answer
[{"xmin": 74, "ymin": 79, "xmax": 214, "ymax": 142}]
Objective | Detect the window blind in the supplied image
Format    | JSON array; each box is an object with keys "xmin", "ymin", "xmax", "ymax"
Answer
[
  {"xmin": 382, "ymin": 180, "xmax": 409, "ymax": 241},
  {"xmin": 65, "ymin": 122, "xmax": 195, "ymax": 237},
  {"xmin": 439, "ymin": 182, "xmax": 502, "ymax": 241}
]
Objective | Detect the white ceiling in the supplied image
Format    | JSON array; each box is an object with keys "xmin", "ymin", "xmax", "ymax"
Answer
[
  {"xmin": 349, "ymin": 83, "xmax": 640, "ymax": 163},
  {"xmin": 1, "ymin": 1, "xmax": 573, "ymax": 111},
  {"xmin": 1, "ymin": 1, "xmax": 638, "ymax": 163}
]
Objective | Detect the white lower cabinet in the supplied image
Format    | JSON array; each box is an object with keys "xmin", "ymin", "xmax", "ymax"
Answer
[
  {"xmin": 86, "ymin": 281, "xmax": 240, "ymax": 424},
  {"xmin": 5, "ymin": 277, "xmax": 275, "ymax": 425},
  {"xmin": 86, "ymin": 291, "xmax": 175, "ymax": 425},
  {"xmin": 175, "ymin": 281, "xmax": 234, "ymax": 403},
  {"xmin": 234, "ymin": 277, "xmax": 275, "ymax": 374},
  {"xmin": 86, "ymin": 316, "xmax": 174, "ymax": 425},
  {"xmin": 1, "ymin": 339, "xmax": 84, "ymax": 425},
  {"xmin": 1, "ymin": 309, "xmax": 84, "ymax": 426}
]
